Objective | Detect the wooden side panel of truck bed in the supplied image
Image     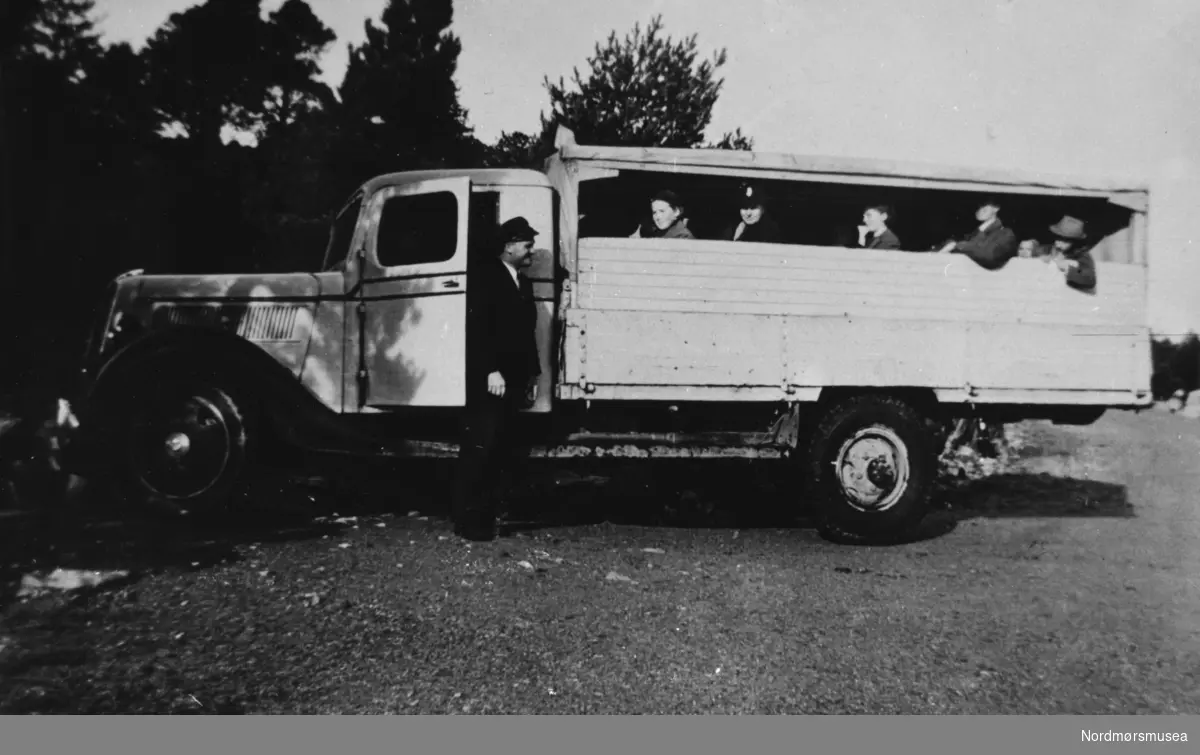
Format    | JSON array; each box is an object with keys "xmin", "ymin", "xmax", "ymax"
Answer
[{"xmin": 560, "ymin": 238, "xmax": 1150, "ymax": 405}]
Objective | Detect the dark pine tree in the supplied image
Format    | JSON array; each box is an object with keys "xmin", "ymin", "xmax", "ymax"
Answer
[{"xmin": 333, "ymin": 0, "xmax": 476, "ymax": 188}]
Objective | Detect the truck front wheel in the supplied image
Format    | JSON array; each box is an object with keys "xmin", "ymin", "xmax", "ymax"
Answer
[
  {"xmin": 102, "ymin": 376, "xmax": 253, "ymax": 518},
  {"xmin": 804, "ymin": 395, "xmax": 937, "ymax": 542}
]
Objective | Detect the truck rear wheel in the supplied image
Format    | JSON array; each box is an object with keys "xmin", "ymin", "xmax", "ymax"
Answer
[
  {"xmin": 804, "ymin": 394, "xmax": 936, "ymax": 542},
  {"xmin": 101, "ymin": 375, "xmax": 253, "ymax": 519}
]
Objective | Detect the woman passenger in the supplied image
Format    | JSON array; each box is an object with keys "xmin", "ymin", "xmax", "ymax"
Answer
[
  {"xmin": 724, "ymin": 182, "xmax": 782, "ymax": 243},
  {"xmin": 630, "ymin": 190, "xmax": 694, "ymax": 240}
]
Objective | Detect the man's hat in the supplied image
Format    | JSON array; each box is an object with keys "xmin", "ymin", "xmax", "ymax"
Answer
[
  {"xmin": 739, "ymin": 182, "xmax": 769, "ymax": 209},
  {"xmin": 1049, "ymin": 215, "xmax": 1087, "ymax": 240},
  {"xmin": 498, "ymin": 216, "xmax": 539, "ymax": 244}
]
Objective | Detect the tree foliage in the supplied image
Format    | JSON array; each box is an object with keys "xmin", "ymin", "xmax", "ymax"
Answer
[
  {"xmin": 142, "ymin": 0, "xmax": 268, "ymax": 152},
  {"xmin": 141, "ymin": 0, "xmax": 335, "ymax": 151},
  {"xmin": 481, "ymin": 130, "xmax": 546, "ymax": 169},
  {"xmin": 540, "ymin": 15, "xmax": 751, "ymax": 150},
  {"xmin": 258, "ymin": 0, "xmax": 337, "ymax": 140},
  {"xmin": 704, "ymin": 126, "xmax": 753, "ymax": 151},
  {"xmin": 0, "ymin": 0, "xmax": 163, "ymax": 399},
  {"xmin": 1152, "ymin": 333, "xmax": 1200, "ymax": 400},
  {"xmin": 336, "ymin": 0, "xmax": 475, "ymax": 180},
  {"xmin": 0, "ymin": 0, "xmax": 763, "ymax": 404}
]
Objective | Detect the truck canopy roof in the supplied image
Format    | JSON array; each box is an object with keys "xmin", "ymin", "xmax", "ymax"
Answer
[
  {"xmin": 361, "ymin": 168, "xmax": 551, "ymax": 196},
  {"xmin": 551, "ymin": 127, "xmax": 1148, "ymax": 210}
]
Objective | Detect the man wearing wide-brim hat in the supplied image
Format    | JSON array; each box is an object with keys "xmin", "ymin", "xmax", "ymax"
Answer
[
  {"xmin": 1047, "ymin": 215, "xmax": 1097, "ymax": 291},
  {"xmin": 452, "ymin": 216, "xmax": 543, "ymax": 541}
]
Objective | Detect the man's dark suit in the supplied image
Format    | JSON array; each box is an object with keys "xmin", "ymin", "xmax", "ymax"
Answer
[
  {"xmin": 951, "ymin": 220, "xmax": 1017, "ymax": 270},
  {"xmin": 465, "ymin": 257, "xmax": 541, "ymax": 397},
  {"xmin": 452, "ymin": 255, "xmax": 541, "ymax": 537}
]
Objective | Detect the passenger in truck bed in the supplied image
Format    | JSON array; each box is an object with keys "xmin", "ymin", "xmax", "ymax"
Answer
[
  {"xmin": 1045, "ymin": 215, "xmax": 1097, "ymax": 291},
  {"xmin": 936, "ymin": 197, "xmax": 1018, "ymax": 269},
  {"xmin": 629, "ymin": 189, "xmax": 695, "ymax": 240},
  {"xmin": 856, "ymin": 204, "xmax": 902, "ymax": 250},
  {"xmin": 722, "ymin": 182, "xmax": 782, "ymax": 243}
]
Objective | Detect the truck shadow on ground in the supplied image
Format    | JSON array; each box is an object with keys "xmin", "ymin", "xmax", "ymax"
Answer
[
  {"xmin": 362, "ymin": 458, "xmax": 1132, "ymax": 545},
  {"xmin": 497, "ymin": 461, "xmax": 1131, "ymax": 544},
  {"xmin": 0, "ymin": 456, "xmax": 1133, "ymax": 607}
]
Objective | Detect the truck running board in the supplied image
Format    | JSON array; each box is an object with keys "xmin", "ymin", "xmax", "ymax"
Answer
[{"xmin": 366, "ymin": 431, "xmax": 789, "ymax": 461}]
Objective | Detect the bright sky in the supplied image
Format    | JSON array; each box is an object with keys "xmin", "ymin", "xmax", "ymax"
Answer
[{"xmin": 94, "ymin": 0, "xmax": 1200, "ymax": 336}]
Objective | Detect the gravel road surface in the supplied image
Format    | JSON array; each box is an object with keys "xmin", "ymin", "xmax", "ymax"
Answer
[{"xmin": 1, "ymin": 409, "xmax": 1197, "ymax": 714}]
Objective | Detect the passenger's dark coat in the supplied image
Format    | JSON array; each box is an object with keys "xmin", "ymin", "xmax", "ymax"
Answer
[
  {"xmin": 725, "ymin": 214, "xmax": 783, "ymax": 243},
  {"xmin": 951, "ymin": 219, "xmax": 1018, "ymax": 269},
  {"xmin": 638, "ymin": 217, "xmax": 695, "ymax": 240},
  {"xmin": 1057, "ymin": 249, "xmax": 1097, "ymax": 291},
  {"xmin": 466, "ymin": 256, "xmax": 541, "ymax": 401}
]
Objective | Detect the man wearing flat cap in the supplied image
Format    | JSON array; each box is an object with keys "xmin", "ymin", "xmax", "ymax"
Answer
[
  {"xmin": 1046, "ymin": 215, "xmax": 1096, "ymax": 291},
  {"xmin": 724, "ymin": 182, "xmax": 782, "ymax": 243},
  {"xmin": 938, "ymin": 197, "xmax": 1018, "ymax": 269},
  {"xmin": 452, "ymin": 216, "xmax": 542, "ymax": 541}
]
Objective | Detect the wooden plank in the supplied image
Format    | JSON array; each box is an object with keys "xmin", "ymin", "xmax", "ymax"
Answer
[
  {"xmin": 579, "ymin": 256, "xmax": 1144, "ymax": 289},
  {"xmin": 577, "ymin": 293, "xmax": 1140, "ymax": 328},
  {"xmin": 576, "ymin": 240, "xmax": 1146, "ymax": 328},
  {"xmin": 564, "ymin": 309, "xmax": 1147, "ymax": 395},
  {"xmin": 578, "ymin": 239, "xmax": 1146, "ymax": 286},
  {"xmin": 582, "ymin": 273, "xmax": 1144, "ymax": 314}
]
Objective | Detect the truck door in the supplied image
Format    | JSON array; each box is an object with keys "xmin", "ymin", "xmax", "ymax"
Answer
[{"xmin": 358, "ymin": 177, "xmax": 470, "ymax": 407}]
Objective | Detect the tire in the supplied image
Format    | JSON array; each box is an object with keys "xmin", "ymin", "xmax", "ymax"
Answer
[
  {"xmin": 804, "ymin": 394, "xmax": 936, "ymax": 543},
  {"xmin": 98, "ymin": 373, "xmax": 254, "ymax": 519}
]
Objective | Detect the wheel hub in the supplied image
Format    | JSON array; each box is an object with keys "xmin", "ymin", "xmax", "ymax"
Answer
[
  {"xmin": 130, "ymin": 391, "xmax": 234, "ymax": 501},
  {"xmin": 834, "ymin": 426, "xmax": 911, "ymax": 512},
  {"xmin": 164, "ymin": 432, "xmax": 191, "ymax": 458}
]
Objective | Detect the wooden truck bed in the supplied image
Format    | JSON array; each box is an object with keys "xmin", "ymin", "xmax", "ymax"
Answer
[{"xmin": 558, "ymin": 237, "xmax": 1151, "ymax": 407}]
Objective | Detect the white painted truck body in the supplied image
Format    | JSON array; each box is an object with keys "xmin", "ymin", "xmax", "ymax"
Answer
[
  {"xmin": 544, "ymin": 129, "xmax": 1152, "ymax": 411},
  {"xmin": 560, "ymin": 237, "xmax": 1148, "ymax": 407}
]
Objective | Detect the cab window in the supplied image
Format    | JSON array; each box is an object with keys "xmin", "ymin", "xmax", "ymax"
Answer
[{"xmin": 376, "ymin": 191, "xmax": 459, "ymax": 267}]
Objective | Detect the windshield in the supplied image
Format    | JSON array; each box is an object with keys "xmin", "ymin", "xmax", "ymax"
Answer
[{"xmin": 322, "ymin": 191, "xmax": 365, "ymax": 272}]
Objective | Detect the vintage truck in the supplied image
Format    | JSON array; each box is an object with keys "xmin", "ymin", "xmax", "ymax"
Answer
[{"xmin": 65, "ymin": 126, "xmax": 1153, "ymax": 541}]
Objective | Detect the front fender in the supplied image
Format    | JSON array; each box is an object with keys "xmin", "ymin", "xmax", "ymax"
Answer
[{"xmin": 64, "ymin": 327, "xmax": 363, "ymax": 476}]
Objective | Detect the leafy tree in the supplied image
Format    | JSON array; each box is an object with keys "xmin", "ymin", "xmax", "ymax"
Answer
[
  {"xmin": 0, "ymin": 0, "xmax": 42, "ymax": 60},
  {"xmin": 1173, "ymin": 333, "xmax": 1200, "ymax": 394},
  {"xmin": 540, "ymin": 15, "xmax": 751, "ymax": 149},
  {"xmin": 335, "ymin": 0, "xmax": 474, "ymax": 182},
  {"xmin": 142, "ymin": 0, "xmax": 337, "ymax": 150},
  {"xmin": 704, "ymin": 126, "xmax": 753, "ymax": 151},
  {"xmin": 142, "ymin": 0, "xmax": 268, "ymax": 153},
  {"xmin": 481, "ymin": 130, "xmax": 547, "ymax": 169},
  {"xmin": 9, "ymin": 0, "xmax": 100, "ymax": 73},
  {"xmin": 1151, "ymin": 332, "xmax": 1200, "ymax": 400},
  {"xmin": 257, "ymin": 0, "xmax": 336, "ymax": 141},
  {"xmin": 0, "ymin": 0, "xmax": 158, "ymax": 400},
  {"xmin": 83, "ymin": 41, "xmax": 156, "ymax": 145}
]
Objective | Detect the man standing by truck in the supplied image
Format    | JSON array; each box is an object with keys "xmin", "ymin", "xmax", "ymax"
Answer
[{"xmin": 451, "ymin": 217, "xmax": 543, "ymax": 542}]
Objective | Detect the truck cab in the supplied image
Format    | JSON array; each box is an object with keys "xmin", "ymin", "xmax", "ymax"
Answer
[{"xmin": 316, "ymin": 169, "xmax": 559, "ymax": 415}]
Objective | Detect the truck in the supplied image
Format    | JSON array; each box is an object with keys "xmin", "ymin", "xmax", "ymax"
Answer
[{"xmin": 65, "ymin": 126, "xmax": 1153, "ymax": 542}]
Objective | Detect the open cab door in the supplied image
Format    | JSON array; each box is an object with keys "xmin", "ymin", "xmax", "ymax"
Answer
[{"xmin": 356, "ymin": 176, "xmax": 471, "ymax": 408}]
